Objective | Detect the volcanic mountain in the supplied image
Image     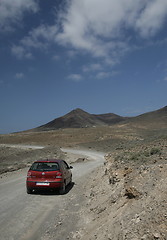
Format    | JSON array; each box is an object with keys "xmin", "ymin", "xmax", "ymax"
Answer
[
  {"xmin": 35, "ymin": 106, "xmax": 167, "ymax": 131},
  {"xmin": 37, "ymin": 108, "xmax": 125, "ymax": 131}
]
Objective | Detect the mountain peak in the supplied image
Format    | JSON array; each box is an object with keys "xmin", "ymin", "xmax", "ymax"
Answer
[
  {"xmin": 69, "ymin": 108, "xmax": 88, "ymax": 114},
  {"xmin": 64, "ymin": 108, "xmax": 90, "ymax": 118}
]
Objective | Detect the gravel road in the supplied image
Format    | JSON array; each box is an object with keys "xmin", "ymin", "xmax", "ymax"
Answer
[{"xmin": 0, "ymin": 148, "xmax": 104, "ymax": 240}]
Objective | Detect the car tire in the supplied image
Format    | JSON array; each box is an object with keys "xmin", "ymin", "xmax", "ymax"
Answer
[
  {"xmin": 59, "ymin": 182, "xmax": 66, "ymax": 195},
  {"xmin": 69, "ymin": 175, "xmax": 72, "ymax": 184},
  {"xmin": 27, "ymin": 188, "xmax": 33, "ymax": 194}
]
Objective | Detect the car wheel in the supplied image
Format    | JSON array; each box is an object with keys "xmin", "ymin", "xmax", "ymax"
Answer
[
  {"xmin": 27, "ymin": 188, "xmax": 33, "ymax": 194},
  {"xmin": 59, "ymin": 182, "xmax": 66, "ymax": 195},
  {"xmin": 69, "ymin": 175, "xmax": 72, "ymax": 184}
]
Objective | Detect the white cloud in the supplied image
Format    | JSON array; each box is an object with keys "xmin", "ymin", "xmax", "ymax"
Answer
[
  {"xmin": 0, "ymin": 0, "xmax": 39, "ymax": 32},
  {"xmin": 56, "ymin": 0, "xmax": 167, "ymax": 59},
  {"xmin": 10, "ymin": 0, "xmax": 167, "ymax": 63},
  {"xmin": 96, "ymin": 72, "xmax": 110, "ymax": 79},
  {"xmin": 21, "ymin": 25, "xmax": 58, "ymax": 48},
  {"xmin": 95, "ymin": 71, "xmax": 119, "ymax": 79},
  {"xmin": 11, "ymin": 45, "xmax": 33, "ymax": 59},
  {"xmin": 52, "ymin": 55, "xmax": 60, "ymax": 61},
  {"xmin": 12, "ymin": 24, "xmax": 58, "ymax": 59},
  {"xmin": 15, "ymin": 72, "xmax": 24, "ymax": 79},
  {"xmin": 83, "ymin": 64, "xmax": 102, "ymax": 73},
  {"xmin": 67, "ymin": 74, "xmax": 83, "ymax": 82},
  {"xmin": 135, "ymin": 0, "xmax": 167, "ymax": 38}
]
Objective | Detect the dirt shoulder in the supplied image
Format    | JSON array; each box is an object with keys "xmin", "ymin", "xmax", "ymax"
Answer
[
  {"xmin": 0, "ymin": 143, "xmax": 95, "ymax": 176},
  {"xmin": 77, "ymin": 138, "xmax": 167, "ymax": 240},
  {"xmin": 0, "ymin": 144, "xmax": 63, "ymax": 174}
]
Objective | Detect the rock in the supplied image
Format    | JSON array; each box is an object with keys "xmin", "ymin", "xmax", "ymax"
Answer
[
  {"xmin": 97, "ymin": 207, "xmax": 106, "ymax": 214},
  {"xmin": 108, "ymin": 173, "xmax": 120, "ymax": 184},
  {"xmin": 141, "ymin": 234, "xmax": 148, "ymax": 239},
  {"xmin": 125, "ymin": 187, "xmax": 141, "ymax": 199},
  {"xmin": 153, "ymin": 233, "xmax": 161, "ymax": 239},
  {"xmin": 76, "ymin": 157, "xmax": 86, "ymax": 163},
  {"xmin": 123, "ymin": 167, "xmax": 133, "ymax": 177}
]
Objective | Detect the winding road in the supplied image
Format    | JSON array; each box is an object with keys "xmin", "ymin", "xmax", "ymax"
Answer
[{"xmin": 0, "ymin": 147, "xmax": 104, "ymax": 240}]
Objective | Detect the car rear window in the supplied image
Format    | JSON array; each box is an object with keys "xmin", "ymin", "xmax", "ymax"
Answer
[{"xmin": 30, "ymin": 162, "xmax": 60, "ymax": 171}]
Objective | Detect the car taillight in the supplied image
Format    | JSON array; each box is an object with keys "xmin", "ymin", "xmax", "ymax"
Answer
[
  {"xmin": 55, "ymin": 171, "xmax": 63, "ymax": 178},
  {"xmin": 27, "ymin": 172, "xmax": 31, "ymax": 178}
]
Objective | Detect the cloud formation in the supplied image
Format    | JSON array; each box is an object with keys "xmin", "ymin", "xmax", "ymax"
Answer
[
  {"xmin": 67, "ymin": 74, "xmax": 83, "ymax": 82},
  {"xmin": 11, "ymin": 45, "xmax": 33, "ymax": 59},
  {"xmin": 57, "ymin": 0, "xmax": 167, "ymax": 56},
  {"xmin": 83, "ymin": 64, "xmax": 102, "ymax": 73},
  {"xmin": 11, "ymin": 24, "xmax": 58, "ymax": 59},
  {"xmin": 15, "ymin": 72, "xmax": 24, "ymax": 79},
  {"xmin": 10, "ymin": 0, "xmax": 167, "ymax": 62},
  {"xmin": 135, "ymin": 0, "xmax": 167, "ymax": 37},
  {"xmin": 0, "ymin": 0, "xmax": 39, "ymax": 32}
]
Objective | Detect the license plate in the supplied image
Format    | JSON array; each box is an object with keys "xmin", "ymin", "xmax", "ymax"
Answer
[{"xmin": 36, "ymin": 182, "xmax": 50, "ymax": 186}]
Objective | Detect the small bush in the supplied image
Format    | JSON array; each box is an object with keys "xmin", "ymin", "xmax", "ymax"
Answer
[
  {"xmin": 130, "ymin": 153, "xmax": 140, "ymax": 161},
  {"xmin": 143, "ymin": 151, "xmax": 150, "ymax": 157},
  {"xmin": 150, "ymin": 148, "xmax": 161, "ymax": 155}
]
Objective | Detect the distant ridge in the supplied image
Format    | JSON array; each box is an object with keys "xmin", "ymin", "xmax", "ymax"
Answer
[
  {"xmin": 34, "ymin": 106, "xmax": 167, "ymax": 131},
  {"xmin": 127, "ymin": 105, "xmax": 167, "ymax": 128},
  {"xmin": 93, "ymin": 113, "xmax": 127, "ymax": 124}
]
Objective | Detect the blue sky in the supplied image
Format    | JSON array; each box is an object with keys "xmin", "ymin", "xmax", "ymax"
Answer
[{"xmin": 0, "ymin": 0, "xmax": 167, "ymax": 134}]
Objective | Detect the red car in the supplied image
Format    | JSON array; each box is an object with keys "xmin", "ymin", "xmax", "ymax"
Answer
[{"xmin": 26, "ymin": 159, "xmax": 73, "ymax": 194}]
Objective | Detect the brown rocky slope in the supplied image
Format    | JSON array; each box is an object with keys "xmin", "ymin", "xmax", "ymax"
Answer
[{"xmin": 78, "ymin": 137, "xmax": 167, "ymax": 240}]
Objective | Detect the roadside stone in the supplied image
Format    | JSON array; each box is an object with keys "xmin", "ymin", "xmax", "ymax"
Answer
[
  {"xmin": 125, "ymin": 187, "xmax": 141, "ymax": 199},
  {"xmin": 153, "ymin": 233, "xmax": 161, "ymax": 239},
  {"xmin": 76, "ymin": 157, "xmax": 86, "ymax": 163},
  {"xmin": 108, "ymin": 173, "xmax": 120, "ymax": 184},
  {"xmin": 96, "ymin": 206, "xmax": 106, "ymax": 214},
  {"xmin": 141, "ymin": 234, "xmax": 149, "ymax": 239}
]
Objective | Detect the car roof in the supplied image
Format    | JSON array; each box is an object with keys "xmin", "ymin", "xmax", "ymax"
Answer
[{"xmin": 35, "ymin": 159, "xmax": 64, "ymax": 163}]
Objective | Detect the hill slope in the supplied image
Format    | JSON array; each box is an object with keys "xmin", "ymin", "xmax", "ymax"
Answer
[
  {"xmin": 94, "ymin": 113, "xmax": 127, "ymax": 124},
  {"xmin": 127, "ymin": 106, "xmax": 167, "ymax": 128}
]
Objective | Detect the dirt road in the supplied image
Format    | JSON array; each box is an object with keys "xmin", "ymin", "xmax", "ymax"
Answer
[{"xmin": 0, "ymin": 148, "xmax": 104, "ymax": 240}]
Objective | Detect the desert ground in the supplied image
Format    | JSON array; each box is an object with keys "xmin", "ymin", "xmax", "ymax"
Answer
[{"xmin": 0, "ymin": 120, "xmax": 167, "ymax": 239}]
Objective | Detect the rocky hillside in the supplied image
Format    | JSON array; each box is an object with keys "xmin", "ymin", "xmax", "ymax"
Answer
[
  {"xmin": 80, "ymin": 137, "xmax": 167, "ymax": 240},
  {"xmin": 127, "ymin": 106, "xmax": 167, "ymax": 128}
]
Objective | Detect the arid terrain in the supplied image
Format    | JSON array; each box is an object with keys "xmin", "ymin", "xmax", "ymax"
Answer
[{"xmin": 0, "ymin": 106, "xmax": 167, "ymax": 239}]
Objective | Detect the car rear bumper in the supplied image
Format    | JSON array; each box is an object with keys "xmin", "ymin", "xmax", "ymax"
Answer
[{"xmin": 26, "ymin": 180, "xmax": 63, "ymax": 189}]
